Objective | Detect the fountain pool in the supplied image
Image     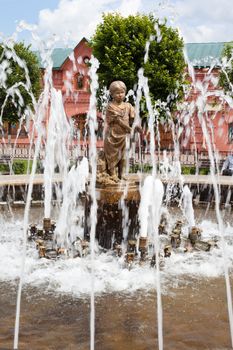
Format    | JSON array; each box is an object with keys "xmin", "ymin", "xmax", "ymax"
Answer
[{"xmin": 0, "ymin": 206, "xmax": 233, "ymax": 349}]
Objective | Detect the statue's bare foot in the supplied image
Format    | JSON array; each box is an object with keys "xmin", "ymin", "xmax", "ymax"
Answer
[{"xmin": 111, "ymin": 174, "xmax": 120, "ymax": 183}]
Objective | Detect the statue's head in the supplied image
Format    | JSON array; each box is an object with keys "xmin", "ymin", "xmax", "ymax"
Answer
[{"xmin": 109, "ymin": 81, "xmax": 127, "ymax": 96}]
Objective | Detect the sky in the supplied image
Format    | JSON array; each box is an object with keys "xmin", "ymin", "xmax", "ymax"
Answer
[{"xmin": 0, "ymin": 0, "xmax": 233, "ymax": 48}]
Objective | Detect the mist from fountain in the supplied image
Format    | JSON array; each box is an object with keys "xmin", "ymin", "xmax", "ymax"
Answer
[
  {"xmin": 54, "ymin": 157, "xmax": 89, "ymax": 249},
  {"xmin": 10, "ymin": 34, "xmax": 66, "ymax": 349},
  {"xmin": 0, "ymin": 31, "xmax": 91, "ymax": 348},
  {"xmin": 0, "ymin": 10, "xmax": 233, "ymax": 350},
  {"xmin": 181, "ymin": 185, "xmax": 195, "ymax": 228},
  {"xmin": 138, "ymin": 175, "xmax": 164, "ymax": 349},
  {"xmin": 43, "ymin": 88, "xmax": 72, "ymax": 219},
  {"xmin": 86, "ymin": 55, "xmax": 99, "ymax": 350},
  {"xmin": 181, "ymin": 51, "xmax": 233, "ymax": 346},
  {"xmin": 0, "ymin": 36, "xmax": 54, "ymax": 349}
]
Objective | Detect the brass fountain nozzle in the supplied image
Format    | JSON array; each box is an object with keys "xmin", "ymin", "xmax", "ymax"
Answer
[
  {"xmin": 127, "ymin": 239, "xmax": 137, "ymax": 253},
  {"xmin": 164, "ymin": 245, "xmax": 172, "ymax": 258},
  {"xmin": 81, "ymin": 240, "xmax": 89, "ymax": 256},
  {"xmin": 43, "ymin": 217, "xmax": 52, "ymax": 232},
  {"xmin": 175, "ymin": 220, "xmax": 183, "ymax": 229},
  {"xmin": 38, "ymin": 245, "xmax": 46, "ymax": 258},
  {"xmin": 170, "ymin": 233, "xmax": 181, "ymax": 248},
  {"xmin": 139, "ymin": 237, "xmax": 147, "ymax": 249},
  {"xmin": 125, "ymin": 251, "xmax": 135, "ymax": 270},
  {"xmin": 30, "ymin": 223, "xmax": 37, "ymax": 234},
  {"xmin": 124, "ymin": 239, "xmax": 137, "ymax": 268},
  {"xmin": 126, "ymin": 252, "xmax": 135, "ymax": 263},
  {"xmin": 113, "ymin": 240, "xmax": 122, "ymax": 257},
  {"xmin": 159, "ymin": 223, "xmax": 167, "ymax": 235},
  {"xmin": 188, "ymin": 226, "xmax": 202, "ymax": 246},
  {"xmin": 28, "ymin": 223, "xmax": 37, "ymax": 240},
  {"xmin": 139, "ymin": 237, "xmax": 148, "ymax": 261}
]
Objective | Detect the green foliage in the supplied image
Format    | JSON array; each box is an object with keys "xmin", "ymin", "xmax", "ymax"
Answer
[
  {"xmin": 130, "ymin": 164, "xmax": 210, "ymax": 175},
  {"xmin": 219, "ymin": 42, "xmax": 233, "ymax": 95},
  {"xmin": 12, "ymin": 160, "xmax": 27, "ymax": 174},
  {"xmin": 181, "ymin": 166, "xmax": 195, "ymax": 175},
  {"xmin": 199, "ymin": 167, "xmax": 209, "ymax": 175},
  {"xmin": 0, "ymin": 159, "xmax": 43, "ymax": 175},
  {"xmin": 0, "ymin": 41, "xmax": 41, "ymax": 125},
  {"xmin": 90, "ymin": 13, "xmax": 186, "ymax": 113},
  {"xmin": 0, "ymin": 163, "xmax": 9, "ymax": 174},
  {"xmin": 129, "ymin": 163, "xmax": 152, "ymax": 173},
  {"xmin": 181, "ymin": 166, "xmax": 209, "ymax": 175}
]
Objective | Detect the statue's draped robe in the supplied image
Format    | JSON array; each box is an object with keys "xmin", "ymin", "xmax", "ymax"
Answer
[{"xmin": 104, "ymin": 102, "xmax": 134, "ymax": 172}]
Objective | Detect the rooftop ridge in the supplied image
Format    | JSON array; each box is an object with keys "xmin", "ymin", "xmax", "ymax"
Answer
[{"xmin": 35, "ymin": 42, "xmax": 230, "ymax": 69}]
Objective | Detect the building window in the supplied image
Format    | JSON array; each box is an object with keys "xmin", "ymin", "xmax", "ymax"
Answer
[
  {"xmin": 53, "ymin": 71, "xmax": 63, "ymax": 86},
  {"xmin": 76, "ymin": 73, "xmax": 84, "ymax": 89},
  {"xmin": 83, "ymin": 56, "xmax": 90, "ymax": 64},
  {"xmin": 229, "ymin": 123, "xmax": 233, "ymax": 143}
]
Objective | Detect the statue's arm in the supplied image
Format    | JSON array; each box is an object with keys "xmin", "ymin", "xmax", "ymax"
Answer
[
  {"xmin": 106, "ymin": 109, "xmax": 131, "ymax": 133},
  {"xmin": 117, "ymin": 118, "xmax": 132, "ymax": 133}
]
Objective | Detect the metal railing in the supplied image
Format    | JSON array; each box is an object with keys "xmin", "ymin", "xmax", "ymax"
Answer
[{"xmin": 0, "ymin": 144, "xmax": 231, "ymax": 167}]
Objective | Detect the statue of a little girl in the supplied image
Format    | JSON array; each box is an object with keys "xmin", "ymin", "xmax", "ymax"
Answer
[{"xmin": 104, "ymin": 80, "xmax": 142, "ymax": 179}]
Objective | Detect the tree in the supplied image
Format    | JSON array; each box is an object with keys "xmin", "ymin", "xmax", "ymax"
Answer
[
  {"xmin": 90, "ymin": 13, "xmax": 186, "ymax": 115},
  {"xmin": 0, "ymin": 41, "xmax": 41, "ymax": 136},
  {"xmin": 219, "ymin": 42, "xmax": 233, "ymax": 96}
]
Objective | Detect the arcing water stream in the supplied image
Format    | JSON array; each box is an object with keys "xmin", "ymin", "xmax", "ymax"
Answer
[{"xmin": 0, "ymin": 13, "xmax": 233, "ymax": 350}]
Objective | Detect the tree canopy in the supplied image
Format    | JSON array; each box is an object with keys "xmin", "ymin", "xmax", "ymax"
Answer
[
  {"xmin": 219, "ymin": 42, "xmax": 233, "ymax": 96},
  {"xmin": 0, "ymin": 41, "xmax": 41, "ymax": 125},
  {"xmin": 90, "ymin": 13, "xmax": 186, "ymax": 113}
]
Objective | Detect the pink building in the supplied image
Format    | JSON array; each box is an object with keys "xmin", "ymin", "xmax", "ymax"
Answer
[
  {"xmin": 2, "ymin": 39, "xmax": 233, "ymax": 156},
  {"xmin": 49, "ymin": 40, "xmax": 232, "ymax": 155},
  {"xmin": 181, "ymin": 43, "xmax": 233, "ymax": 155},
  {"xmin": 49, "ymin": 38, "xmax": 92, "ymax": 139}
]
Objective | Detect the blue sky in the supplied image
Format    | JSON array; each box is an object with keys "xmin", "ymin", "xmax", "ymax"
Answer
[
  {"xmin": 0, "ymin": 0, "xmax": 58, "ymax": 36},
  {"xmin": 0, "ymin": 0, "xmax": 233, "ymax": 47}
]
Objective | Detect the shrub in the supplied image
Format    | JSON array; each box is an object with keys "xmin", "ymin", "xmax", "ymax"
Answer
[
  {"xmin": 0, "ymin": 164, "xmax": 9, "ymax": 174},
  {"xmin": 181, "ymin": 166, "xmax": 198, "ymax": 175},
  {"xmin": 0, "ymin": 159, "xmax": 35, "ymax": 175},
  {"xmin": 199, "ymin": 167, "xmax": 209, "ymax": 175},
  {"xmin": 181, "ymin": 166, "xmax": 191, "ymax": 175},
  {"xmin": 12, "ymin": 161, "xmax": 27, "ymax": 174},
  {"xmin": 190, "ymin": 167, "xmax": 196, "ymax": 175},
  {"xmin": 129, "ymin": 163, "xmax": 152, "ymax": 173}
]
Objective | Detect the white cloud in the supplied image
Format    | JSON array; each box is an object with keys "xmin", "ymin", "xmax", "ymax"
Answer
[
  {"xmin": 36, "ymin": 0, "xmax": 142, "ymax": 46},
  {"xmin": 180, "ymin": 23, "xmax": 230, "ymax": 43},
  {"xmin": 174, "ymin": 0, "xmax": 233, "ymax": 42},
  {"xmin": 118, "ymin": 0, "xmax": 141, "ymax": 17},
  {"xmin": 175, "ymin": 0, "xmax": 233, "ymax": 23},
  {"xmin": 37, "ymin": 0, "xmax": 115, "ymax": 44},
  {"xmin": 33, "ymin": 0, "xmax": 233, "ymax": 46}
]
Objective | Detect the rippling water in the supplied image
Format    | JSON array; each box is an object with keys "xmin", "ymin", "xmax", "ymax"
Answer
[
  {"xmin": 0, "ymin": 279, "xmax": 232, "ymax": 349},
  {"xmin": 0, "ymin": 206, "xmax": 233, "ymax": 349}
]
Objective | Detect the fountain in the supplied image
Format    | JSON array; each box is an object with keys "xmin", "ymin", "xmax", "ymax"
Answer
[{"xmin": 0, "ymin": 12, "xmax": 233, "ymax": 350}]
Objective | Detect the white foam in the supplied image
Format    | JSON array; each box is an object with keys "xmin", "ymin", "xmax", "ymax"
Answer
[{"xmin": 1, "ymin": 217, "xmax": 233, "ymax": 297}]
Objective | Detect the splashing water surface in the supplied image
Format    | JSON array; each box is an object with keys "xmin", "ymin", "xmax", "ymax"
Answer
[{"xmin": 1, "ymin": 6, "xmax": 233, "ymax": 350}]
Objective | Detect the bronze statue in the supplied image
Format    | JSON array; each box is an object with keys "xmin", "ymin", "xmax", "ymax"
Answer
[{"xmin": 103, "ymin": 81, "xmax": 141, "ymax": 180}]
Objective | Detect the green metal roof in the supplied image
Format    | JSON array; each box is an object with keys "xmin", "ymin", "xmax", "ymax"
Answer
[
  {"xmin": 35, "ymin": 42, "xmax": 229, "ymax": 69},
  {"xmin": 35, "ymin": 48, "xmax": 73, "ymax": 69},
  {"xmin": 51, "ymin": 48, "xmax": 73, "ymax": 68},
  {"xmin": 185, "ymin": 42, "xmax": 227, "ymax": 67}
]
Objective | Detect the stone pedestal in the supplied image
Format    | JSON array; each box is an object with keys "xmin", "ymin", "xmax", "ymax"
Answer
[{"xmin": 84, "ymin": 176, "xmax": 140, "ymax": 249}]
